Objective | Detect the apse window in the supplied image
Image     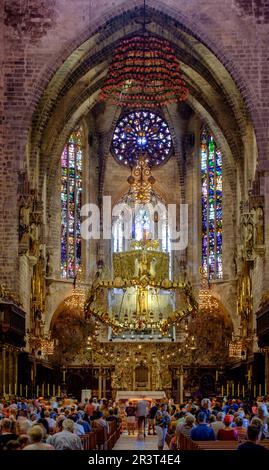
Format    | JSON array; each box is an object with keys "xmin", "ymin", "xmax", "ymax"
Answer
[
  {"xmin": 60, "ymin": 128, "xmax": 83, "ymax": 278},
  {"xmin": 200, "ymin": 128, "xmax": 223, "ymax": 279},
  {"xmin": 110, "ymin": 110, "xmax": 173, "ymax": 167}
]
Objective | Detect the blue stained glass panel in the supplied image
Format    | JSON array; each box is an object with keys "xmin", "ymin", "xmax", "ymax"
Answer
[
  {"xmin": 200, "ymin": 128, "xmax": 223, "ymax": 279},
  {"xmin": 111, "ymin": 110, "xmax": 173, "ymax": 167},
  {"xmin": 60, "ymin": 129, "xmax": 83, "ymax": 278}
]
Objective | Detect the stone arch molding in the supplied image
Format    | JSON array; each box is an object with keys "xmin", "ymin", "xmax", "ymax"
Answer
[{"xmin": 26, "ymin": 0, "xmax": 258, "ymax": 197}]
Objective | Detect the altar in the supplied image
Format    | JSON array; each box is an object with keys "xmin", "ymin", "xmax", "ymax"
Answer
[{"xmin": 116, "ymin": 390, "xmax": 166, "ymax": 402}]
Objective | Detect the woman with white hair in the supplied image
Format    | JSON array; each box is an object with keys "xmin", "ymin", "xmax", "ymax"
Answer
[
  {"xmin": 200, "ymin": 398, "xmax": 211, "ymax": 420},
  {"xmin": 46, "ymin": 418, "xmax": 82, "ymax": 450}
]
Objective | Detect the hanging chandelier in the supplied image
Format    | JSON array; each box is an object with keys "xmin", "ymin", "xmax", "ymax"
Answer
[
  {"xmin": 100, "ymin": 34, "xmax": 188, "ymax": 108},
  {"xmin": 99, "ymin": 1, "xmax": 188, "ymax": 109}
]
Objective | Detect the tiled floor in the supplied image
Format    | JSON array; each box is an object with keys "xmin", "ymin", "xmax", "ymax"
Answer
[{"xmin": 113, "ymin": 432, "xmax": 169, "ymax": 450}]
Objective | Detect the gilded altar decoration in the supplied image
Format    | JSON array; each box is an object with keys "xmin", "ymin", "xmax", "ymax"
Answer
[
  {"xmin": 229, "ymin": 335, "xmax": 245, "ymax": 359},
  {"xmin": 127, "ymin": 156, "xmax": 155, "ymax": 204},
  {"xmin": 236, "ymin": 263, "xmax": 253, "ymax": 350},
  {"xmin": 0, "ymin": 284, "xmax": 21, "ymax": 306}
]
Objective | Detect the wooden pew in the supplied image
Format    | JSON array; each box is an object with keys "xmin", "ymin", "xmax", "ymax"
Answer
[{"xmin": 178, "ymin": 432, "xmax": 269, "ymax": 451}]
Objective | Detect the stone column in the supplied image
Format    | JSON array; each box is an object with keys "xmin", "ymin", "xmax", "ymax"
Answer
[
  {"xmin": 98, "ymin": 368, "xmax": 102, "ymax": 399},
  {"xmin": 179, "ymin": 368, "xmax": 184, "ymax": 404},
  {"xmin": 2, "ymin": 347, "xmax": 6, "ymax": 395},
  {"xmin": 8, "ymin": 350, "xmax": 14, "ymax": 394},
  {"xmin": 14, "ymin": 353, "xmax": 18, "ymax": 395},
  {"xmin": 102, "ymin": 370, "xmax": 106, "ymax": 397},
  {"xmin": 0, "ymin": 348, "xmax": 2, "ymax": 395},
  {"xmin": 265, "ymin": 351, "xmax": 269, "ymax": 395}
]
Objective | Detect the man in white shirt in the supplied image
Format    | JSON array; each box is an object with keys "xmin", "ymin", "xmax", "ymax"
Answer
[{"xmin": 136, "ymin": 400, "xmax": 148, "ymax": 437}]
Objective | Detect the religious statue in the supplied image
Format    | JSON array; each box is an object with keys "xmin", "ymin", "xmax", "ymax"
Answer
[
  {"xmin": 255, "ymin": 206, "xmax": 264, "ymax": 245},
  {"xmin": 19, "ymin": 204, "xmax": 30, "ymax": 242},
  {"xmin": 111, "ymin": 371, "xmax": 121, "ymax": 390},
  {"xmin": 137, "ymin": 287, "xmax": 148, "ymax": 316},
  {"xmin": 46, "ymin": 249, "xmax": 53, "ymax": 277},
  {"xmin": 240, "ymin": 212, "xmax": 255, "ymax": 262}
]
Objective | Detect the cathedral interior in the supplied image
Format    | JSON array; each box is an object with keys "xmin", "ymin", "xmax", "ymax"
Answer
[{"xmin": 1, "ymin": 0, "xmax": 269, "ymax": 407}]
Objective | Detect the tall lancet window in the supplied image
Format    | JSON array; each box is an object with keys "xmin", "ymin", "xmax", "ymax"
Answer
[
  {"xmin": 61, "ymin": 128, "xmax": 83, "ymax": 278},
  {"xmin": 201, "ymin": 128, "xmax": 223, "ymax": 279}
]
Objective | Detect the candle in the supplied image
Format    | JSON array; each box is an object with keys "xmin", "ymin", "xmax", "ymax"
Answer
[
  {"xmin": 8, "ymin": 383, "xmax": 11, "ymax": 395},
  {"xmin": 243, "ymin": 385, "xmax": 245, "ymax": 397},
  {"xmin": 31, "ymin": 368, "xmax": 34, "ymax": 381},
  {"xmin": 37, "ymin": 385, "xmax": 39, "ymax": 396},
  {"xmin": 53, "ymin": 384, "xmax": 55, "ymax": 397},
  {"xmin": 47, "ymin": 384, "xmax": 50, "ymax": 396},
  {"xmin": 254, "ymin": 385, "xmax": 256, "ymax": 397},
  {"xmin": 237, "ymin": 383, "xmax": 240, "ymax": 396},
  {"xmin": 227, "ymin": 383, "xmax": 229, "ymax": 396},
  {"xmin": 14, "ymin": 383, "xmax": 17, "ymax": 395},
  {"xmin": 221, "ymin": 385, "xmax": 224, "ymax": 396},
  {"xmin": 42, "ymin": 383, "xmax": 44, "ymax": 397},
  {"xmin": 25, "ymin": 385, "xmax": 28, "ymax": 397},
  {"xmin": 63, "ymin": 371, "xmax": 66, "ymax": 382},
  {"xmin": 232, "ymin": 382, "xmax": 234, "ymax": 396},
  {"xmin": 58, "ymin": 385, "xmax": 61, "ymax": 396},
  {"xmin": 20, "ymin": 384, "xmax": 22, "ymax": 396},
  {"xmin": 216, "ymin": 371, "xmax": 218, "ymax": 382},
  {"xmin": 259, "ymin": 384, "xmax": 262, "ymax": 396}
]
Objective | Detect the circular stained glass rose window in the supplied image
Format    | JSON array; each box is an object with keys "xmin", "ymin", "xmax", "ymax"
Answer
[{"xmin": 110, "ymin": 110, "xmax": 173, "ymax": 167}]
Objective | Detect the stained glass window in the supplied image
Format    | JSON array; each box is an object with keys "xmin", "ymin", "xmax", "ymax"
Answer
[
  {"xmin": 61, "ymin": 129, "xmax": 83, "ymax": 278},
  {"xmin": 111, "ymin": 110, "xmax": 173, "ymax": 167},
  {"xmin": 113, "ymin": 198, "xmax": 170, "ymax": 254},
  {"xmin": 201, "ymin": 128, "xmax": 223, "ymax": 279}
]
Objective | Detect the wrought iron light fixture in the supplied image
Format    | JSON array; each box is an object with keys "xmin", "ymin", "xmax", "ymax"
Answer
[{"xmin": 99, "ymin": 1, "xmax": 188, "ymax": 108}]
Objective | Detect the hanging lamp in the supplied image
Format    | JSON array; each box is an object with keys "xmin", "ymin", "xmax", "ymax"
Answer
[{"xmin": 99, "ymin": 1, "xmax": 189, "ymax": 108}]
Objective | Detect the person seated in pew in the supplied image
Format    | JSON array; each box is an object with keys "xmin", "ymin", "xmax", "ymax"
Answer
[
  {"xmin": 237, "ymin": 423, "xmax": 269, "ymax": 452},
  {"xmin": 217, "ymin": 414, "xmax": 238, "ymax": 440},
  {"xmin": 190, "ymin": 412, "xmax": 215, "ymax": 441},
  {"xmin": 93, "ymin": 411, "xmax": 109, "ymax": 431},
  {"xmin": 106, "ymin": 408, "xmax": 118, "ymax": 423},
  {"xmin": 210, "ymin": 412, "xmax": 225, "ymax": 438}
]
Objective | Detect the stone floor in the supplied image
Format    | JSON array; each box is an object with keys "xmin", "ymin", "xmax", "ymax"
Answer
[{"xmin": 113, "ymin": 432, "xmax": 169, "ymax": 450}]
